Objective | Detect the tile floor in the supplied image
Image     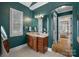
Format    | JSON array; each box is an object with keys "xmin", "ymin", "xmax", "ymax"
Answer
[{"xmin": 1, "ymin": 45, "xmax": 65, "ymax": 57}]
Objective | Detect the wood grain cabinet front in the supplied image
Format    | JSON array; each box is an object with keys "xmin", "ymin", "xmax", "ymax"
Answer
[
  {"xmin": 33, "ymin": 37, "xmax": 38, "ymax": 51},
  {"xmin": 28, "ymin": 36, "xmax": 33, "ymax": 48},
  {"xmin": 28, "ymin": 35, "xmax": 48, "ymax": 53}
]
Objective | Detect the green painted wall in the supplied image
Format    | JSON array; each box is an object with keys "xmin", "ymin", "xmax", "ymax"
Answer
[
  {"xmin": 31, "ymin": 18, "xmax": 38, "ymax": 32},
  {"xmin": 72, "ymin": 3, "xmax": 79, "ymax": 56},
  {"xmin": 42, "ymin": 14, "xmax": 53, "ymax": 48},
  {"xmin": 77, "ymin": 4, "xmax": 79, "ymax": 37},
  {"xmin": 1, "ymin": 2, "xmax": 35, "ymax": 48},
  {"xmin": 78, "ymin": 22, "xmax": 79, "ymax": 36},
  {"xmin": 48, "ymin": 14, "xmax": 54, "ymax": 48},
  {"xmin": 0, "ymin": 3, "xmax": 3, "ymax": 55}
]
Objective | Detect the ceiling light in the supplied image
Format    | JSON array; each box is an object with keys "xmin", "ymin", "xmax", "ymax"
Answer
[
  {"xmin": 35, "ymin": 14, "xmax": 44, "ymax": 19},
  {"xmin": 61, "ymin": 6, "xmax": 66, "ymax": 8}
]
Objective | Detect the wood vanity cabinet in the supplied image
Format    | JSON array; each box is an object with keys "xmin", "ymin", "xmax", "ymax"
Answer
[{"xmin": 28, "ymin": 35, "xmax": 48, "ymax": 53}]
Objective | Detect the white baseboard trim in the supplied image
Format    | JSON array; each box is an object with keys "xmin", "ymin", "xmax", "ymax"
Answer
[
  {"xmin": 10, "ymin": 44, "xmax": 27, "ymax": 52},
  {"xmin": 48, "ymin": 48, "xmax": 52, "ymax": 52}
]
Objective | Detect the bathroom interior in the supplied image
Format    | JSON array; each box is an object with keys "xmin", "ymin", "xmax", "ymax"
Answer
[
  {"xmin": 1, "ymin": 2, "xmax": 79, "ymax": 57},
  {"xmin": 52, "ymin": 6, "xmax": 73, "ymax": 56}
]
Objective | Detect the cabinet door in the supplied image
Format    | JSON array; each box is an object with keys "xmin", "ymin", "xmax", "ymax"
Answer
[
  {"xmin": 29, "ymin": 36, "xmax": 33, "ymax": 48},
  {"xmin": 33, "ymin": 37, "xmax": 38, "ymax": 51},
  {"xmin": 38, "ymin": 37, "xmax": 44, "ymax": 53},
  {"xmin": 44, "ymin": 37, "xmax": 48, "ymax": 52}
]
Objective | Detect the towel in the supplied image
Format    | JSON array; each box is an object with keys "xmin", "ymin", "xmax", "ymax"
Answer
[
  {"xmin": 1, "ymin": 26, "xmax": 10, "ymax": 53},
  {"xmin": 3, "ymin": 40, "xmax": 10, "ymax": 53}
]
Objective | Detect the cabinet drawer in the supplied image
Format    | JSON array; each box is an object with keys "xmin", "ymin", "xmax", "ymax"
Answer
[{"xmin": 28, "ymin": 36, "xmax": 33, "ymax": 48}]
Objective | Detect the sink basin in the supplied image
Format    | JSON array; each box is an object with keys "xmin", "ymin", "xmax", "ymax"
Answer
[{"xmin": 26, "ymin": 32, "xmax": 48, "ymax": 38}]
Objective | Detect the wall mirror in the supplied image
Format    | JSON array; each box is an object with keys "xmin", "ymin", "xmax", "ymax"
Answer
[
  {"xmin": 38, "ymin": 17, "xmax": 43, "ymax": 34},
  {"xmin": 42, "ymin": 15, "xmax": 49, "ymax": 34}
]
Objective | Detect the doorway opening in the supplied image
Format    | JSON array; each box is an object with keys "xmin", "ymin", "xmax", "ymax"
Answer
[{"xmin": 52, "ymin": 6, "xmax": 73, "ymax": 56}]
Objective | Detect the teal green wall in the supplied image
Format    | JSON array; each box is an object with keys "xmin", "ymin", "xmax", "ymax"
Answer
[
  {"xmin": 78, "ymin": 22, "xmax": 79, "ymax": 36},
  {"xmin": 1, "ymin": 2, "xmax": 35, "ymax": 48},
  {"xmin": 0, "ymin": 5, "xmax": 1, "ymax": 56},
  {"xmin": 77, "ymin": 4, "xmax": 79, "ymax": 37},
  {"xmin": 48, "ymin": 14, "xmax": 54, "ymax": 48},
  {"xmin": 42, "ymin": 14, "xmax": 53, "ymax": 48},
  {"xmin": 0, "ymin": 4, "xmax": 2, "ymax": 55},
  {"xmin": 72, "ymin": 3, "xmax": 79, "ymax": 56},
  {"xmin": 31, "ymin": 18, "xmax": 38, "ymax": 32}
]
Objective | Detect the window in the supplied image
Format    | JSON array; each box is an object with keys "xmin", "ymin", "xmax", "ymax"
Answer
[{"xmin": 10, "ymin": 8, "xmax": 23, "ymax": 37}]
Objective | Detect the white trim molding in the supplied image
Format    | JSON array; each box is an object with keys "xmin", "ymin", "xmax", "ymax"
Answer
[{"xmin": 48, "ymin": 48, "xmax": 52, "ymax": 52}]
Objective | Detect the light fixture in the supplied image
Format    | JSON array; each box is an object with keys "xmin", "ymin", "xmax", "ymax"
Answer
[
  {"xmin": 24, "ymin": 16, "xmax": 32, "ymax": 22},
  {"xmin": 35, "ymin": 14, "xmax": 44, "ymax": 19},
  {"xmin": 61, "ymin": 6, "xmax": 66, "ymax": 8}
]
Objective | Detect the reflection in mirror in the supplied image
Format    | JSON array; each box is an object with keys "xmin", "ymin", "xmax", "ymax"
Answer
[
  {"xmin": 42, "ymin": 15, "xmax": 49, "ymax": 34},
  {"xmin": 35, "ymin": 14, "xmax": 44, "ymax": 34},
  {"xmin": 38, "ymin": 18, "xmax": 43, "ymax": 34}
]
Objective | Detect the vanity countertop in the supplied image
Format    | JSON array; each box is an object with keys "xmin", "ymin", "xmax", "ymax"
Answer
[{"xmin": 26, "ymin": 32, "xmax": 48, "ymax": 38}]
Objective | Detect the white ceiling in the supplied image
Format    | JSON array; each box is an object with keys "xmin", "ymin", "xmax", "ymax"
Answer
[
  {"xmin": 29, "ymin": 2, "xmax": 48, "ymax": 10},
  {"xmin": 19, "ymin": 2, "xmax": 48, "ymax": 10},
  {"xmin": 20, "ymin": 3, "xmax": 72, "ymax": 13},
  {"xmin": 20, "ymin": 2, "xmax": 32, "ymax": 7},
  {"xmin": 55, "ymin": 6, "xmax": 72, "ymax": 13}
]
